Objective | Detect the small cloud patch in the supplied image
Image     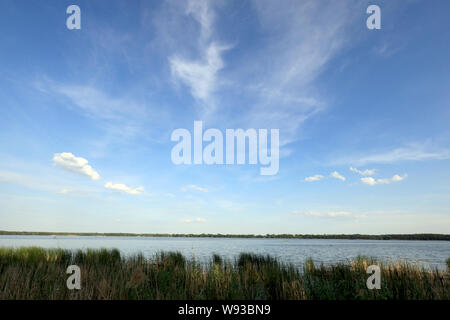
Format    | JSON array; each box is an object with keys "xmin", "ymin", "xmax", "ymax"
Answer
[
  {"xmin": 304, "ymin": 174, "xmax": 324, "ymax": 182},
  {"xmin": 361, "ymin": 174, "xmax": 407, "ymax": 186},
  {"xmin": 349, "ymin": 167, "xmax": 375, "ymax": 176},
  {"xmin": 181, "ymin": 184, "xmax": 209, "ymax": 192},
  {"xmin": 104, "ymin": 182, "xmax": 144, "ymax": 195},
  {"xmin": 330, "ymin": 171, "xmax": 346, "ymax": 181}
]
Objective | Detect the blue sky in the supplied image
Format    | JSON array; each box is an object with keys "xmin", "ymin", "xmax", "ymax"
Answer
[{"xmin": 0, "ymin": 0, "xmax": 449, "ymax": 234}]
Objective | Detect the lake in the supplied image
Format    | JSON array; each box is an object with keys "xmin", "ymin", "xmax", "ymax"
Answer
[{"xmin": 0, "ymin": 235, "xmax": 449, "ymax": 270}]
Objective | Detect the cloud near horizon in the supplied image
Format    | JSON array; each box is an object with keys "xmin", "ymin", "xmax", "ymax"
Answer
[
  {"xmin": 182, "ymin": 217, "xmax": 206, "ymax": 223},
  {"xmin": 292, "ymin": 210, "xmax": 366, "ymax": 219}
]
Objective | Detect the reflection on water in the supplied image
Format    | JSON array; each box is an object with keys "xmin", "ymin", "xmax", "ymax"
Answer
[{"xmin": 0, "ymin": 235, "xmax": 448, "ymax": 270}]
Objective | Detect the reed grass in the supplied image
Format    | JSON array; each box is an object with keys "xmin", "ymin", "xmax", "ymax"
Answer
[{"xmin": 0, "ymin": 247, "xmax": 448, "ymax": 300}]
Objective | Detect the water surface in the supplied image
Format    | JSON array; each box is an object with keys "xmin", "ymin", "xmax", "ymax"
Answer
[{"xmin": 0, "ymin": 235, "xmax": 448, "ymax": 270}]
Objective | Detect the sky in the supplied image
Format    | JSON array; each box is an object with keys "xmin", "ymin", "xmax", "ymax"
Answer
[{"xmin": 0, "ymin": 0, "xmax": 449, "ymax": 234}]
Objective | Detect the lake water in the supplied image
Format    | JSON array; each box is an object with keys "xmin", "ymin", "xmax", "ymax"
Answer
[{"xmin": 0, "ymin": 235, "xmax": 449, "ymax": 270}]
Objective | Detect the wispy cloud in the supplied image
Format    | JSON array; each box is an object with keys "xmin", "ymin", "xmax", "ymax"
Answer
[
  {"xmin": 361, "ymin": 174, "xmax": 407, "ymax": 186},
  {"xmin": 236, "ymin": 0, "xmax": 357, "ymax": 145},
  {"xmin": 304, "ymin": 174, "xmax": 324, "ymax": 182},
  {"xmin": 59, "ymin": 188, "xmax": 73, "ymax": 194},
  {"xmin": 330, "ymin": 171, "xmax": 346, "ymax": 181},
  {"xmin": 53, "ymin": 85, "xmax": 146, "ymax": 122},
  {"xmin": 373, "ymin": 42, "xmax": 400, "ymax": 58},
  {"xmin": 349, "ymin": 167, "xmax": 375, "ymax": 176},
  {"xmin": 0, "ymin": 170, "xmax": 56, "ymax": 193},
  {"xmin": 338, "ymin": 143, "xmax": 450, "ymax": 166},
  {"xmin": 104, "ymin": 182, "xmax": 144, "ymax": 195},
  {"xmin": 182, "ymin": 217, "xmax": 206, "ymax": 223},
  {"xmin": 292, "ymin": 210, "xmax": 366, "ymax": 219},
  {"xmin": 53, "ymin": 152, "xmax": 100, "ymax": 180},
  {"xmin": 186, "ymin": 0, "xmax": 215, "ymax": 41},
  {"xmin": 35, "ymin": 79, "xmax": 164, "ymax": 140},
  {"xmin": 181, "ymin": 184, "xmax": 209, "ymax": 193},
  {"xmin": 170, "ymin": 43, "xmax": 229, "ymax": 106},
  {"xmin": 168, "ymin": 0, "xmax": 231, "ymax": 111},
  {"xmin": 216, "ymin": 199, "xmax": 253, "ymax": 213},
  {"xmin": 164, "ymin": 0, "xmax": 357, "ymax": 147}
]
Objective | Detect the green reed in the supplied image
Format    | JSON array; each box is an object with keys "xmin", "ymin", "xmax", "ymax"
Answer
[{"xmin": 0, "ymin": 247, "xmax": 448, "ymax": 300}]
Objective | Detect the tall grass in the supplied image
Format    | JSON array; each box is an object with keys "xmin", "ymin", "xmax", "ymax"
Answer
[{"xmin": 0, "ymin": 247, "xmax": 448, "ymax": 300}]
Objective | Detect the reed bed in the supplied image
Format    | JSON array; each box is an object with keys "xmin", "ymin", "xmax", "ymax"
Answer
[{"xmin": 0, "ymin": 247, "xmax": 448, "ymax": 300}]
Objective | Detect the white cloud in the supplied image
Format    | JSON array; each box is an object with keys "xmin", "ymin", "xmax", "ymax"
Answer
[
  {"xmin": 53, "ymin": 152, "xmax": 100, "ymax": 180},
  {"xmin": 182, "ymin": 217, "xmax": 206, "ymax": 223},
  {"xmin": 360, "ymin": 177, "xmax": 377, "ymax": 186},
  {"xmin": 168, "ymin": 0, "xmax": 231, "ymax": 110},
  {"xmin": 391, "ymin": 174, "xmax": 406, "ymax": 182},
  {"xmin": 304, "ymin": 174, "xmax": 324, "ymax": 182},
  {"xmin": 186, "ymin": 0, "xmax": 214, "ymax": 41},
  {"xmin": 161, "ymin": 0, "xmax": 359, "ymax": 151},
  {"xmin": 349, "ymin": 167, "xmax": 375, "ymax": 176},
  {"xmin": 361, "ymin": 174, "xmax": 407, "ymax": 186},
  {"xmin": 292, "ymin": 210, "xmax": 366, "ymax": 219},
  {"xmin": 181, "ymin": 184, "xmax": 209, "ymax": 193},
  {"xmin": 330, "ymin": 171, "xmax": 346, "ymax": 181},
  {"xmin": 104, "ymin": 182, "xmax": 144, "ymax": 195},
  {"xmin": 170, "ymin": 43, "xmax": 229, "ymax": 105}
]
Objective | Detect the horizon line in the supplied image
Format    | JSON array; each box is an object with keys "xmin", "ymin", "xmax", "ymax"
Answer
[{"xmin": 0, "ymin": 230, "xmax": 449, "ymax": 240}]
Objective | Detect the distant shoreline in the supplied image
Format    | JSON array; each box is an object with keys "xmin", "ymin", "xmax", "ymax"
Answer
[{"xmin": 0, "ymin": 230, "xmax": 449, "ymax": 241}]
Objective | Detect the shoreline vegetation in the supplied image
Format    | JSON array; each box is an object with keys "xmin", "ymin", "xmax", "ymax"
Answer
[
  {"xmin": 0, "ymin": 247, "xmax": 449, "ymax": 300},
  {"xmin": 0, "ymin": 231, "xmax": 449, "ymax": 240}
]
